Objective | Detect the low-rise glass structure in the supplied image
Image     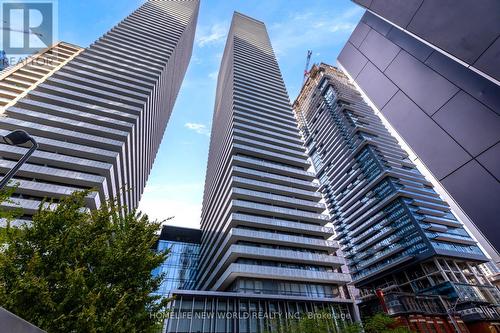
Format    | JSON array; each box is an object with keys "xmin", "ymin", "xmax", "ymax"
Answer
[{"xmin": 153, "ymin": 226, "xmax": 201, "ymax": 298}]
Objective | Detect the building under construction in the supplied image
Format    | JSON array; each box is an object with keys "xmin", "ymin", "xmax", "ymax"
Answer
[{"xmin": 293, "ymin": 63, "xmax": 500, "ymax": 333}]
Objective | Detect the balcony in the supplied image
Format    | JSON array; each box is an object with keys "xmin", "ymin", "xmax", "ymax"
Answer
[
  {"xmin": 231, "ymin": 213, "xmax": 334, "ymax": 238},
  {"xmin": 212, "ymin": 263, "xmax": 351, "ymax": 290},
  {"xmin": 232, "ymin": 199, "xmax": 329, "ymax": 224}
]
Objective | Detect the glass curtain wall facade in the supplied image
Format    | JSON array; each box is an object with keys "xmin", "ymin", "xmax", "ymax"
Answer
[
  {"xmin": 0, "ymin": 0, "xmax": 199, "ymax": 219},
  {"xmin": 165, "ymin": 12, "xmax": 357, "ymax": 333},
  {"xmin": 153, "ymin": 226, "xmax": 201, "ymax": 298},
  {"xmin": 293, "ymin": 63, "xmax": 500, "ymax": 333}
]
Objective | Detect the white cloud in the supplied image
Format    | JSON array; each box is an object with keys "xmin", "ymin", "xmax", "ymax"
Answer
[
  {"xmin": 269, "ymin": 6, "xmax": 363, "ymax": 56},
  {"xmin": 185, "ymin": 122, "xmax": 210, "ymax": 136},
  {"xmin": 196, "ymin": 22, "xmax": 228, "ymax": 47},
  {"xmin": 208, "ymin": 71, "xmax": 218, "ymax": 80}
]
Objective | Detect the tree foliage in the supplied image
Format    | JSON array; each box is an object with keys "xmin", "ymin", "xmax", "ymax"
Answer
[
  {"xmin": 265, "ymin": 312, "xmax": 413, "ymax": 333},
  {"xmin": 0, "ymin": 186, "xmax": 22, "ymax": 243},
  {"xmin": 0, "ymin": 190, "xmax": 169, "ymax": 333},
  {"xmin": 363, "ymin": 313, "xmax": 414, "ymax": 333},
  {"xmin": 266, "ymin": 310, "xmax": 362, "ymax": 333}
]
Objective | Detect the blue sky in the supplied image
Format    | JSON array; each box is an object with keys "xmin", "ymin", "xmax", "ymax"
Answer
[{"xmin": 56, "ymin": 0, "xmax": 364, "ymax": 229}]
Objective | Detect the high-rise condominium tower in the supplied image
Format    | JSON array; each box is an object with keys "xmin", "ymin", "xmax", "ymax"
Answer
[
  {"xmin": 0, "ymin": 0, "xmax": 199, "ymax": 219},
  {"xmin": 294, "ymin": 63, "xmax": 500, "ymax": 333},
  {"xmin": 165, "ymin": 13, "xmax": 357, "ymax": 333}
]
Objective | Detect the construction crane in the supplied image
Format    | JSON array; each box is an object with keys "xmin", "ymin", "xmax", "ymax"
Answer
[
  {"xmin": 303, "ymin": 50, "xmax": 312, "ymax": 83},
  {"xmin": 2, "ymin": 20, "xmax": 43, "ymax": 38}
]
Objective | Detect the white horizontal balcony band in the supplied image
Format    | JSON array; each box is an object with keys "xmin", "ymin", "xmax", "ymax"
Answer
[
  {"xmin": 27, "ymin": 90, "xmax": 140, "ymax": 122},
  {"xmin": 232, "ymin": 244, "xmax": 343, "ymax": 265},
  {"xmin": 0, "ymin": 130, "xmax": 118, "ymax": 164},
  {"xmin": 232, "ymin": 187, "xmax": 325, "ymax": 212},
  {"xmin": 45, "ymin": 77, "xmax": 146, "ymax": 106},
  {"xmin": 233, "ymin": 91, "xmax": 295, "ymax": 122},
  {"xmin": 0, "ymin": 218, "xmax": 32, "ymax": 228},
  {"xmin": 233, "ymin": 97, "xmax": 296, "ymax": 126},
  {"xmin": 423, "ymin": 215, "xmax": 462, "ymax": 228},
  {"xmin": 432, "ymin": 234, "xmax": 477, "ymax": 246},
  {"xmin": 62, "ymin": 63, "xmax": 151, "ymax": 95},
  {"xmin": 202, "ymin": 244, "xmax": 345, "ymax": 290},
  {"xmin": 198, "ymin": 225, "xmax": 339, "ymax": 287},
  {"xmin": 65, "ymin": 61, "xmax": 152, "ymax": 93},
  {"xmin": 0, "ymin": 198, "xmax": 53, "ymax": 215},
  {"xmin": 35, "ymin": 83, "xmax": 142, "ymax": 115},
  {"xmin": 233, "ymin": 122, "xmax": 303, "ymax": 146},
  {"xmin": 233, "ymin": 115, "xmax": 300, "ymax": 139},
  {"xmin": 233, "ymin": 135, "xmax": 306, "ymax": 160},
  {"xmin": 212, "ymin": 263, "xmax": 351, "ymax": 291},
  {"xmin": 0, "ymin": 144, "xmax": 112, "ymax": 172},
  {"xmin": 0, "ymin": 116, "xmax": 123, "ymax": 151},
  {"xmin": 232, "ymin": 176, "xmax": 321, "ymax": 201},
  {"xmin": 232, "ymin": 156, "xmax": 315, "ymax": 180},
  {"xmin": 53, "ymin": 70, "xmax": 149, "ymax": 100},
  {"xmin": 232, "ymin": 200, "xmax": 329, "ymax": 225},
  {"xmin": 7, "ymin": 107, "xmax": 129, "ymax": 140},
  {"xmin": 232, "ymin": 166, "xmax": 319, "ymax": 191},
  {"xmin": 18, "ymin": 98, "xmax": 135, "ymax": 131},
  {"xmin": 233, "ymin": 127, "xmax": 303, "ymax": 151},
  {"xmin": 231, "ymin": 228, "xmax": 338, "ymax": 252},
  {"xmin": 232, "ymin": 143, "xmax": 310, "ymax": 169},
  {"xmin": 6, "ymin": 179, "xmax": 101, "ymax": 210},
  {"xmin": 231, "ymin": 213, "xmax": 334, "ymax": 238},
  {"xmin": 0, "ymin": 159, "xmax": 105, "ymax": 187}
]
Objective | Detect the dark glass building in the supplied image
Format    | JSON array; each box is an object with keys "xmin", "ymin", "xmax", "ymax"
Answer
[
  {"xmin": 153, "ymin": 226, "xmax": 201, "ymax": 298},
  {"xmin": 339, "ymin": 1, "xmax": 500, "ymax": 263},
  {"xmin": 293, "ymin": 63, "xmax": 500, "ymax": 333}
]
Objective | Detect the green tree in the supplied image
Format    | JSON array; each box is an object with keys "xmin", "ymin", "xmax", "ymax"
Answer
[
  {"xmin": 265, "ymin": 310, "xmax": 362, "ymax": 333},
  {"xmin": 0, "ymin": 190, "xmax": 169, "ymax": 333},
  {"xmin": 363, "ymin": 313, "xmax": 413, "ymax": 333},
  {"xmin": 265, "ymin": 312, "xmax": 414, "ymax": 333},
  {"xmin": 0, "ymin": 186, "xmax": 22, "ymax": 243}
]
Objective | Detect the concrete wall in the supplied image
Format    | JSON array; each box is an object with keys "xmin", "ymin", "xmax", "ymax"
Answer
[{"xmin": 338, "ymin": 11, "xmax": 500, "ymax": 256}]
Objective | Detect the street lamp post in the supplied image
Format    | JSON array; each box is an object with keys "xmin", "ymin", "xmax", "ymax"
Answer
[{"xmin": 0, "ymin": 130, "xmax": 38, "ymax": 190}]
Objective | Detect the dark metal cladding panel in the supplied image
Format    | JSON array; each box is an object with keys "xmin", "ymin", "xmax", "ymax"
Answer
[
  {"xmin": 441, "ymin": 160, "xmax": 500, "ymax": 251},
  {"xmin": 337, "ymin": 42, "xmax": 368, "ymax": 78},
  {"xmin": 406, "ymin": 0, "xmax": 500, "ymax": 64},
  {"xmin": 384, "ymin": 50, "xmax": 459, "ymax": 116},
  {"xmin": 381, "ymin": 91, "xmax": 471, "ymax": 179},
  {"xmin": 473, "ymin": 37, "xmax": 500, "ymax": 82},
  {"xmin": 369, "ymin": 0, "xmax": 423, "ymax": 28},
  {"xmin": 386, "ymin": 26, "xmax": 433, "ymax": 62},
  {"xmin": 432, "ymin": 91, "xmax": 500, "ymax": 156},
  {"xmin": 359, "ymin": 29, "xmax": 400, "ymax": 71},
  {"xmin": 360, "ymin": 11, "xmax": 392, "ymax": 36},
  {"xmin": 477, "ymin": 143, "xmax": 500, "ymax": 182},
  {"xmin": 356, "ymin": 61, "xmax": 398, "ymax": 109},
  {"xmin": 348, "ymin": 21, "xmax": 371, "ymax": 48},
  {"xmin": 425, "ymin": 51, "xmax": 500, "ymax": 115}
]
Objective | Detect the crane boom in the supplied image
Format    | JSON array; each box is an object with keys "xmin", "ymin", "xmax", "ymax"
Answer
[{"xmin": 303, "ymin": 50, "xmax": 312, "ymax": 83}]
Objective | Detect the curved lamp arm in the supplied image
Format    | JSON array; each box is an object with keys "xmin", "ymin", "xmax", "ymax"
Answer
[{"xmin": 0, "ymin": 130, "xmax": 38, "ymax": 190}]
